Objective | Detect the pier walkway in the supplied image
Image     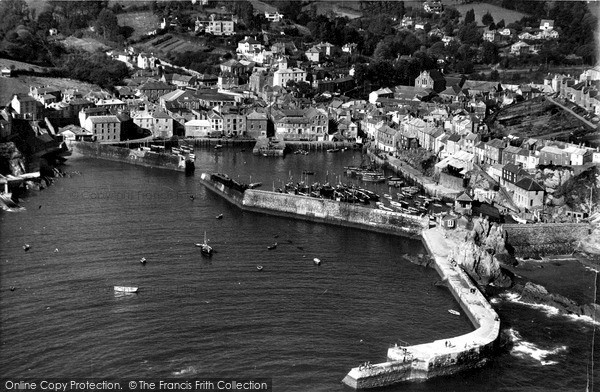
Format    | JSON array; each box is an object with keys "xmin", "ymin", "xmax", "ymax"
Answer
[{"xmin": 343, "ymin": 227, "xmax": 500, "ymax": 389}]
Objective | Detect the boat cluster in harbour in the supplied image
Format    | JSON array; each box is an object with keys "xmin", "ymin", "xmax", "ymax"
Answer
[
  {"xmin": 171, "ymin": 145, "xmax": 194, "ymax": 158},
  {"xmin": 344, "ymin": 166, "xmax": 388, "ymax": 183},
  {"xmin": 276, "ymin": 180, "xmax": 381, "ymax": 205}
]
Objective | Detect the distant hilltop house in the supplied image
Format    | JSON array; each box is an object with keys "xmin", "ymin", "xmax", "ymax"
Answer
[
  {"xmin": 510, "ymin": 41, "xmax": 538, "ymax": 56},
  {"xmin": 195, "ymin": 14, "xmax": 235, "ymax": 36},
  {"xmin": 137, "ymin": 53, "xmax": 159, "ymax": 70},
  {"xmin": 342, "ymin": 43, "xmax": 357, "ymax": 54},
  {"xmin": 160, "ymin": 17, "xmax": 180, "ymax": 30},
  {"xmin": 401, "ymin": 16, "xmax": 413, "ymax": 28},
  {"xmin": 423, "ymin": 1, "xmax": 443, "ymax": 14},
  {"xmin": 517, "ymin": 20, "xmax": 559, "ymax": 40},
  {"xmin": 305, "ymin": 42, "xmax": 338, "ymax": 63},
  {"xmin": 483, "ymin": 27, "xmax": 496, "ymax": 42},
  {"xmin": 539, "ymin": 19, "xmax": 554, "ymax": 31},
  {"xmin": 264, "ymin": 12, "xmax": 284, "ymax": 22}
]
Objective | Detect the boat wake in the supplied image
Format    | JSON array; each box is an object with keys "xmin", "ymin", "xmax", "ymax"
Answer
[
  {"xmin": 172, "ymin": 365, "xmax": 198, "ymax": 376},
  {"xmin": 507, "ymin": 328, "xmax": 567, "ymax": 366}
]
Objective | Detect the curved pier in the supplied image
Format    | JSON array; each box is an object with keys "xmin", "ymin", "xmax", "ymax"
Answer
[{"xmin": 342, "ymin": 228, "xmax": 500, "ymax": 389}]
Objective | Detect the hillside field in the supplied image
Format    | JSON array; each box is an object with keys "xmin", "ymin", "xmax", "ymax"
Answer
[
  {"xmin": 451, "ymin": 2, "xmax": 528, "ymax": 25},
  {"xmin": 118, "ymin": 11, "xmax": 161, "ymax": 41}
]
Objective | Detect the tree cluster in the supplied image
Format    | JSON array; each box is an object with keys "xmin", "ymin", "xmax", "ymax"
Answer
[
  {"xmin": 353, "ymin": 52, "xmax": 437, "ymax": 89},
  {"xmin": 57, "ymin": 52, "xmax": 130, "ymax": 89}
]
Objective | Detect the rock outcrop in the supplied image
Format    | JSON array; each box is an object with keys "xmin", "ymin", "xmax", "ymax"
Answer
[
  {"xmin": 451, "ymin": 217, "xmax": 513, "ymax": 288},
  {"xmin": 516, "ymin": 281, "xmax": 600, "ymax": 318},
  {"xmin": 0, "ymin": 142, "xmax": 26, "ymax": 176}
]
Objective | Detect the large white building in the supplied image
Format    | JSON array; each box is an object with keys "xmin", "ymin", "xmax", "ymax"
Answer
[
  {"xmin": 273, "ymin": 67, "xmax": 307, "ymax": 87},
  {"xmin": 83, "ymin": 115, "xmax": 121, "ymax": 142}
]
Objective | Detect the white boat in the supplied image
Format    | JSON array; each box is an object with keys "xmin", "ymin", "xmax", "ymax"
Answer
[
  {"xmin": 313, "ymin": 258, "xmax": 321, "ymax": 265},
  {"xmin": 448, "ymin": 309, "xmax": 460, "ymax": 316},
  {"xmin": 114, "ymin": 286, "xmax": 138, "ymax": 293},
  {"xmin": 379, "ymin": 205, "xmax": 394, "ymax": 212}
]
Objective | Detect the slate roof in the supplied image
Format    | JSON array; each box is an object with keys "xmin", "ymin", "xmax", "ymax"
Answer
[{"xmin": 515, "ymin": 177, "xmax": 544, "ymax": 192}]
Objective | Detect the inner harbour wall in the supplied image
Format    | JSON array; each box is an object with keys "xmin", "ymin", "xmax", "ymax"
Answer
[{"xmin": 69, "ymin": 141, "xmax": 186, "ymax": 172}]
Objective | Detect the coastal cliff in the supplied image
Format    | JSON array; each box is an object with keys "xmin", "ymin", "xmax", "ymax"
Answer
[
  {"xmin": 0, "ymin": 142, "xmax": 26, "ymax": 176},
  {"xmin": 448, "ymin": 217, "xmax": 513, "ymax": 288}
]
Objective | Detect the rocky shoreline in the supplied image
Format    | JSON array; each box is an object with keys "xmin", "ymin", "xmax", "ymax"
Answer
[{"xmin": 415, "ymin": 217, "xmax": 599, "ymax": 323}]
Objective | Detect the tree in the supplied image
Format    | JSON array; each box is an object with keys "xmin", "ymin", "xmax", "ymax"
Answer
[
  {"xmin": 480, "ymin": 41, "xmax": 499, "ymax": 64},
  {"xmin": 496, "ymin": 19, "xmax": 505, "ymax": 29},
  {"xmin": 36, "ymin": 10, "xmax": 57, "ymax": 33},
  {"xmin": 94, "ymin": 8, "xmax": 119, "ymax": 41},
  {"xmin": 428, "ymin": 41, "xmax": 446, "ymax": 58},
  {"xmin": 481, "ymin": 11, "xmax": 494, "ymax": 26},
  {"xmin": 464, "ymin": 9, "xmax": 475, "ymax": 25},
  {"xmin": 455, "ymin": 60, "xmax": 474, "ymax": 74},
  {"xmin": 458, "ymin": 22, "xmax": 481, "ymax": 45},
  {"xmin": 443, "ymin": 6, "xmax": 460, "ymax": 20},
  {"xmin": 0, "ymin": 0, "xmax": 29, "ymax": 37}
]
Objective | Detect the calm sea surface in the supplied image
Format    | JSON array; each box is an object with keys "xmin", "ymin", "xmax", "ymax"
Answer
[{"xmin": 0, "ymin": 147, "xmax": 598, "ymax": 391}]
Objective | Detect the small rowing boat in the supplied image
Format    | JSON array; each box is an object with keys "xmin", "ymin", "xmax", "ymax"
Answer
[
  {"xmin": 114, "ymin": 286, "xmax": 138, "ymax": 293},
  {"xmin": 448, "ymin": 309, "xmax": 460, "ymax": 316}
]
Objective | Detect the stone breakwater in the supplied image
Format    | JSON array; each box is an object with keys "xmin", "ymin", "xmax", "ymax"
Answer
[
  {"xmin": 70, "ymin": 141, "xmax": 188, "ymax": 172},
  {"xmin": 199, "ymin": 173, "xmax": 429, "ymax": 237},
  {"xmin": 342, "ymin": 228, "xmax": 500, "ymax": 389}
]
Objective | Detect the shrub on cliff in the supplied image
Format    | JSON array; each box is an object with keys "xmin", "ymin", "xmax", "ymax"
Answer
[{"xmin": 553, "ymin": 166, "xmax": 599, "ymax": 214}]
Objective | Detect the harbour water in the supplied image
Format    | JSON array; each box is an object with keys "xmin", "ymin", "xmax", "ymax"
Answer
[{"xmin": 0, "ymin": 147, "xmax": 598, "ymax": 391}]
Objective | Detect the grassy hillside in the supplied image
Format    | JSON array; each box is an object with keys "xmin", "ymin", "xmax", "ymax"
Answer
[
  {"xmin": 117, "ymin": 11, "xmax": 160, "ymax": 41},
  {"xmin": 452, "ymin": 2, "xmax": 528, "ymax": 25}
]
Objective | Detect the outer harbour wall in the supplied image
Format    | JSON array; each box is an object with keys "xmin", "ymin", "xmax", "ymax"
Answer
[
  {"xmin": 70, "ymin": 141, "xmax": 186, "ymax": 172},
  {"xmin": 503, "ymin": 223, "xmax": 591, "ymax": 258},
  {"xmin": 342, "ymin": 228, "xmax": 500, "ymax": 389}
]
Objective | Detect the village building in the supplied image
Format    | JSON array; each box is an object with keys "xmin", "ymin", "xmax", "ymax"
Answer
[
  {"xmin": 513, "ymin": 177, "xmax": 545, "ymax": 211},
  {"xmin": 83, "ymin": 115, "xmax": 121, "ymax": 142},
  {"xmin": 184, "ymin": 119, "xmax": 211, "ymax": 138}
]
